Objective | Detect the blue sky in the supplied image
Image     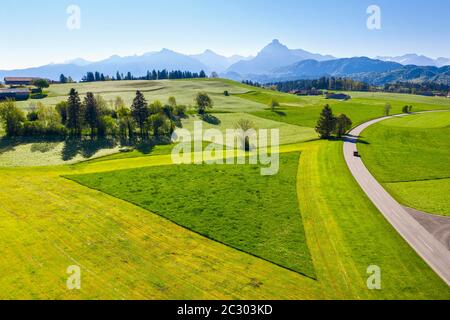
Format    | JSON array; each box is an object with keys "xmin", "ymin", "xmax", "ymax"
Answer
[{"xmin": 1, "ymin": 0, "xmax": 449, "ymax": 69}]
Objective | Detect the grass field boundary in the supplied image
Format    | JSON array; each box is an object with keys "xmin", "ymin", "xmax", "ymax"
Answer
[
  {"xmin": 63, "ymin": 151, "xmax": 318, "ymax": 281},
  {"xmin": 381, "ymin": 176, "xmax": 450, "ymax": 184},
  {"xmin": 346, "ymin": 111, "xmax": 450, "ymax": 285}
]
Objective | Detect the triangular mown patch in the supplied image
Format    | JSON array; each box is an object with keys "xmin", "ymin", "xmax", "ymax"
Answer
[{"xmin": 67, "ymin": 152, "xmax": 315, "ymax": 278}]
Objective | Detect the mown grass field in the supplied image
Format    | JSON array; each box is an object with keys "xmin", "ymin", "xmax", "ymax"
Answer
[
  {"xmin": 296, "ymin": 140, "xmax": 449, "ymax": 299},
  {"xmin": 238, "ymin": 90, "xmax": 450, "ymax": 128},
  {"xmin": 16, "ymin": 79, "xmax": 263, "ymax": 112},
  {"xmin": 1, "ymin": 79, "xmax": 449, "ymax": 299},
  {"xmin": 5, "ymin": 79, "xmax": 450, "ymax": 167},
  {"xmin": 67, "ymin": 152, "xmax": 315, "ymax": 278},
  {"xmin": 358, "ymin": 112, "xmax": 450, "ymax": 216},
  {"xmin": 0, "ymin": 163, "xmax": 319, "ymax": 300},
  {"xmin": 0, "ymin": 138, "xmax": 120, "ymax": 167},
  {"xmin": 1, "ymin": 140, "xmax": 448, "ymax": 299},
  {"xmin": 181, "ymin": 112, "xmax": 318, "ymax": 145}
]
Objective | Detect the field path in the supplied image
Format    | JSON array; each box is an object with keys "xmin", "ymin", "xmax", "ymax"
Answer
[{"xmin": 343, "ymin": 112, "xmax": 450, "ymax": 286}]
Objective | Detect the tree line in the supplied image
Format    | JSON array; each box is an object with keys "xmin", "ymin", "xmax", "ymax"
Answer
[
  {"xmin": 269, "ymin": 77, "xmax": 372, "ymax": 92},
  {"xmin": 383, "ymin": 82, "xmax": 450, "ymax": 95},
  {"xmin": 247, "ymin": 77, "xmax": 449, "ymax": 96},
  {"xmin": 0, "ymin": 89, "xmax": 217, "ymax": 141},
  {"xmin": 81, "ymin": 69, "xmax": 207, "ymax": 82},
  {"xmin": 0, "ymin": 91, "xmax": 207, "ymax": 141}
]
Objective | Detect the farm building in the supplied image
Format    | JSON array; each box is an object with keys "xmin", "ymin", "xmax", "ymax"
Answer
[
  {"xmin": 0, "ymin": 88, "xmax": 30, "ymax": 101},
  {"xmin": 291, "ymin": 89, "xmax": 324, "ymax": 96},
  {"xmin": 4, "ymin": 77, "xmax": 41, "ymax": 86},
  {"xmin": 326, "ymin": 93, "xmax": 351, "ymax": 100}
]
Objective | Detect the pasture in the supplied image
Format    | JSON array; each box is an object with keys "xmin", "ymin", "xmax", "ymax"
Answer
[
  {"xmin": 0, "ymin": 78, "xmax": 449, "ymax": 299},
  {"xmin": 67, "ymin": 152, "xmax": 315, "ymax": 278},
  {"xmin": 358, "ymin": 111, "xmax": 450, "ymax": 216}
]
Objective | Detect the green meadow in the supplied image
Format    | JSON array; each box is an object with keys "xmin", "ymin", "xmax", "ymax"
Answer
[
  {"xmin": 1, "ymin": 78, "xmax": 449, "ymax": 299},
  {"xmin": 67, "ymin": 152, "xmax": 315, "ymax": 278},
  {"xmin": 358, "ymin": 111, "xmax": 450, "ymax": 216}
]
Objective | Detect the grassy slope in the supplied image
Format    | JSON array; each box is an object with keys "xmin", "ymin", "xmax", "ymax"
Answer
[
  {"xmin": 6, "ymin": 79, "xmax": 317, "ymax": 166},
  {"xmin": 16, "ymin": 79, "xmax": 264, "ymax": 112},
  {"xmin": 358, "ymin": 112, "xmax": 450, "ymax": 215},
  {"xmin": 238, "ymin": 90, "xmax": 450, "ymax": 128},
  {"xmin": 0, "ymin": 138, "xmax": 121, "ymax": 167},
  {"xmin": 0, "ymin": 141, "xmax": 449, "ymax": 299},
  {"xmin": 8, "ymin": 79, "xmax": 449, "ymax": 167},
  {"xmin": 1, "ymin": 79, "xmax": 449, "ymax": 299},
  {"xmin": 297, "ymin": 140, "xmax": 450, "ymax": 299},
  {"xmin": 67, "ymin": 152, "xmax": 315, "ymax": 278},
  {"xmin": 0, "ymin": 166, "xmax": 320, "ymax": 300},
  {"xmin": 386, "ymin": 179, "xmax": 450, "ymax": 216},
  {"xmin": 180, "ymin": 113, "xmax": 318, "ymax": 145}
]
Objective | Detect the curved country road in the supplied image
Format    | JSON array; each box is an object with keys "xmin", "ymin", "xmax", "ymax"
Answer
[{"xmin": 343, "ymin": 112, "xmax": 450, "ymax": 286}]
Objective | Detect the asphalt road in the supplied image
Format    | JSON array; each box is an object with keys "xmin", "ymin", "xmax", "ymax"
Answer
[{"xmin": 343, "ymin": 113, "xmax": 450, "ymax": 286}]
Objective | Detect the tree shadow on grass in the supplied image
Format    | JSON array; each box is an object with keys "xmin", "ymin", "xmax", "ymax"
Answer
[
  {"xmin": 30, "ymin": 141, "xmax": 59, "ymax": 153},
  {"xmin": 135, "ymin": 141, "xmax": 156, "ymax": 155},
  {"xmin": 265, "ymin": 107, "xmax": 287, "ymax": 117},
  {"xmin": 273, "ymin": 110, "xmax": 287, "ymax": 117},
  {"xmin": 0, "ymin": 136, "xmax": 64, "ymax": 155},
  {"xmin": 62, "ymin": 138, "xmax": 118, "ymax": 161},
  {"xmin": 61, "ymin": 139, "xmax": 81, "ymax": 161},
  {"xmin": 0, "ymin": 134, "xmax": 173, "ymax": 162},
  {"xmin": 133, "ymin": 136, "xmax": 172, "ymax": 155},
  {"xmin": 341, "ymin": 135, "xmax": 370, "ymax": 145},
  {"xmin": 0, "ymin": 137, "xmax": 19, "ymax": 155},
  {"xmin": 200, "ymin": 113, "xmax": 221, "ymax": 125},
  {"xmin": 356, "ymin": 139, "xmax": 370, "ymax": 145}
]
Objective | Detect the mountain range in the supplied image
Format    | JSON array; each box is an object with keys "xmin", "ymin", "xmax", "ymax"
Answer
[
  {"xmin": 376, "ymin": 54, "xmax": 450, "ymax": 68},
  {"xmin": 189, "ymin": 50, "xmax": 252, "ymax": 73},
  {"xmin": 226, "ymin": 39, "xmax": 335, "ymax": 75},
  {"xmin": 259, "ymin": 58, "xmax": 450, "ymax": 85},
  {"xmin": 1, "ymin": 40, "xmax": 449, "ymax": 85}
]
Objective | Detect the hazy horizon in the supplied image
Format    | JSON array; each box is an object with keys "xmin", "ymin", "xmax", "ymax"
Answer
[{"xmin": 1, "ymin": 0, "xmax": 449, "ymax": 70}]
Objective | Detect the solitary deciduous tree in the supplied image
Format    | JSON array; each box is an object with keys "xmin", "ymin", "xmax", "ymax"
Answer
[
  {"xmin": 384, "ymin": 103, "xmax": 392, "ymax": 116},
  {"xmin": 195, "ymin": 92, "xmax": 213, "ymax": 115},
  {"xmin": 335, "ymin": 114, "xmax": 353, "ymax": 138},
  {"xmin": 235, "ymin": 119, "xmax": 256, "ymax": 151},
  {"xmin": 270, "ymin": 98, "xmax": 280, "ymax": 111},
  {"xmin": 33, "ymin": 79, "xmax": 50, "ymax": 90}
]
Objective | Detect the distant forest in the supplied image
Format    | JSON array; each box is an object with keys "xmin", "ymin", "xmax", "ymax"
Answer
[
  {"xmin": 243, "ymin": 77, "xmax": 450, "ymax": 96},
  {"xmin": 73, "ymin": 70, "xmax": 208, "ymax": 83}
]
